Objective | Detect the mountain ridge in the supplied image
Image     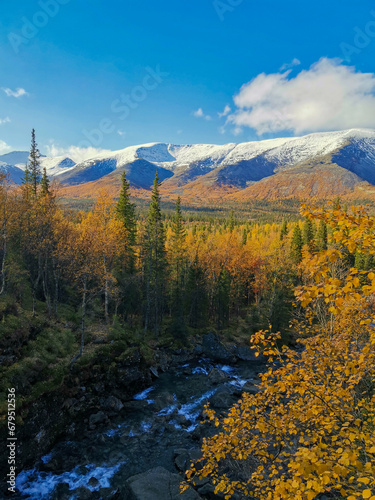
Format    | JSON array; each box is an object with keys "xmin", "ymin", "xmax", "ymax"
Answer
[{"xmin": 2, "ymin": 129, "xmax": 375, "ymax": 201}]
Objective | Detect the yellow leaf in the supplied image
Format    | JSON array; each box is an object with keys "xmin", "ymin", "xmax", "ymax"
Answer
[
  {"xmin": 358, "ymin": 478, "xmax": 370, "ymax": 485},
  {"xmin": 363, "ymin": 490, "xmax": 372, "ymax": 499}
]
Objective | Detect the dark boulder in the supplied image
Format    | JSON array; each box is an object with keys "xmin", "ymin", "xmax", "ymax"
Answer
[
  {"xmin": 208, "ymin": 367, "xmax": 230, "ymax": 385},
  {"xmin": 209, "ymin": 387, "xmax": 237, "ymax": 409},
  {"xmin": 202, "ymin": 333, "xmax": 236, "ymax": 363},
  {"xmin": 102, "ymin": 395, "xmax": 124, "ymax": 412},
  {"xmin": 89, "ymin": 411, "xmax": 108, "ymax": 429},
  {"xmin": 126, "ymin": 466, "xmax": 202, "ymax": 499}
]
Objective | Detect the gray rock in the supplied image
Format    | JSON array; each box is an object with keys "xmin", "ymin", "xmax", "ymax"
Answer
[
  {"xmin": 231, "ymin": 345, "xmax": 261, "ymax": 361},
  {"xmin": 89, "ymin": 411, "xmax": 108, "ymax": 429},
  {"xmin": 209, "ymin": 387, "xmax": 236, "ymax": 409},
  {"xmin": 208, "ymin": 367, "xmax": 230, "ymax": 385},
  {"xmin": 122, "ymin": 400, "xmax": 149, "ymax": 412},
  {"xmin": 242, "ymin": 382, "xmax": 261, "ymax": 395},
  {"xmin": 202, "ymin": 333, "xmax": 236, "ymax": 363},
  {"xmin": 154, "ymin": 391, "xmax": 176, "ymax": 411},
  {"xmin": 103, "ymin": 395, "xmax": 124, "ymax": 412},
  {"xmin": 51, "ymin": 483, "xmax": 71, "ymax": 500},
  {"xmin": 127, "ymin": 466, "xmax": 202, "ymax": 500},
  {"xmin": 193, "ymin": 344, "xmax": 203, "ymax": 355},
  {"xmin": 174, "ymin": 447, "xmax": 202, "ymax": 471},
  {"xmin": 93, "ymin": 382, "xmax": 105, "ymax": 394},
  {"xmin": 70, "ymin": 486, "xmax": 92, "ymax": 499},
  {"xmin": 174, "ymin": 450, "xmax": 189, "ymax": 471},
  {"xmin": 88, "ymin": 476, "xmax": 99, "ymax": 488}
]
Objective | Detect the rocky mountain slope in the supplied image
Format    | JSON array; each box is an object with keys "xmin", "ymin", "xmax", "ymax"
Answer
[{"xmin": 3, "ymin": 129, "xmax": 375, "ymax": 201}]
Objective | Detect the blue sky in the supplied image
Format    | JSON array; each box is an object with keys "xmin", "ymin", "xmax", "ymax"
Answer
[{"xmin": 1, "ymin": 0, "xmax": 375, "ymax": 159}]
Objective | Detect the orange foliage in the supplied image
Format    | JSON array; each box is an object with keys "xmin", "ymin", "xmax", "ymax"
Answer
[{"xmin": 183, "ymin": 204, "xmax": 375, "ymax": 500}]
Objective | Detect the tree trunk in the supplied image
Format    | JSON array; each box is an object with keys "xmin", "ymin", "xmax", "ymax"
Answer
[
  {"xmin": 80, "ymin": 278, "xmax": 87, "ymax": 356},
  {"xmin": 103, "ymin": 253, "xmax": 109, "ymax": 325},
  {"xmin": 42, "ymin": 255, "xmax": 52, "ymax": 318},
  {"xmin": 71, "ymin": 276, "xmax": 87, "ymax": 368},
  {"xmin": 32, "ymin": 256, "xmax": 42, "ymax": 318},
  {"xmin": 0, "ymin": 227, "xmax": 7, "ymax": 296},
  {"xmin": 52, "ymin": 257, "xmax": 59, "ymax": 318}
]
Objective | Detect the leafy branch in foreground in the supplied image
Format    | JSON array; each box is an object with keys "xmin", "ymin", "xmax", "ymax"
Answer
[{"xmin": 182, "ymin": 203, "xmax": 375, "ymax": 500}]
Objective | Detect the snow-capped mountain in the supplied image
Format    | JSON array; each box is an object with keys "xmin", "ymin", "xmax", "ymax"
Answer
[
  {"xmin": 56, "ymin": 129, "xmax": 375, "ymax": 192},
  {"xmin": 2, "ymin": 129, "xmax": 375, "ymax": 200},
  {"xmin": 0, "ymin": 151, "xmax": 29, "ymax": 167},
  {"xmin": 0, "ymin": 151, "xmax": 76, "ymax": 183},
  {"xmin": 0, "ymin": 162, "xmax": 25, "ymax": 184},
  {"xmin": 39, "ymin": 156, "xmax": 76, "ymax": 176}
]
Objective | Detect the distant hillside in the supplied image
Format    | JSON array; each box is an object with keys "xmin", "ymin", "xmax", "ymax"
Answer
[{"xmin": 4, "ymin": 129, "xmax": 375, "ymax": 202}]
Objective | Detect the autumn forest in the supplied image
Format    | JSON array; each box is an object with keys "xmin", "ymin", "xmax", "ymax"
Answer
[{"xmin": 1, "ymin": 132, "xmax": 375, "ymax": 499}]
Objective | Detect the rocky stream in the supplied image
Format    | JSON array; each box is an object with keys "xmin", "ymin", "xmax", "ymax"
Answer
[{"xmin": 9, "ymin": 334, "xmax": 267, "ymax": 499}]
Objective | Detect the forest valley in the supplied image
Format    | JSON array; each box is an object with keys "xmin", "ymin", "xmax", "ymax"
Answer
[{"xmin": 1, "ymin": 131, "xmax": 375, "ymax": 499}]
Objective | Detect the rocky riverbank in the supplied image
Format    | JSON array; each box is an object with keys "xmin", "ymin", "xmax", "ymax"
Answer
[{"xmin": 2, "ymin": 332, "xmax": 266, "ymax": 499}]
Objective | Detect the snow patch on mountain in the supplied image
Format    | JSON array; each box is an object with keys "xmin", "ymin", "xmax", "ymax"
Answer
[
  {"xmin": 39, "ymin": 156, "xmax": 76, "ymax": 176},
  {"xmin": 3, "ymin": 129, "xmax": 375, "ymax": 188},
  {"xmin": 0, "ymin": 151, "xmax": 29, "ymax": 168}
]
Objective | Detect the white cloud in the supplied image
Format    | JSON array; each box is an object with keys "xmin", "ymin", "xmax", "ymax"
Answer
[
  {"xmin": 280, "ymin": 58, "xmax": 301, "ymax": 71},
  {"xmin": 218, "ymin": 104, "xmax": 231, "ymax": 118},
  {"xmin": 45, "ymin": 143, "xmax": 112, "ymax": 163},
  {"xmin": 117, "ymin": 130, "xmax": 126, "ymax": 136},
  {"xmin": 0, "ymin": 117, "xmax": 10, "ymax": 125},
  {"xmin": 193, "ymin": 107, "xmax": 212, "ymax": 121},
  {"xmin": 228, "ymin": 58, "xmax": 375, "ymax": 135},
  {"xmin": 0, "ymin": 140, "xmax": 11, "ymax": 155},
  {"xmin": 2, "ymin": 87, "xmax": 28, "ymax": 98}
]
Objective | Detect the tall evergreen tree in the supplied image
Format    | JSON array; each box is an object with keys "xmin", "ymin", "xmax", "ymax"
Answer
[
  {"xmin": 142, "ymin": 171, "xmax": 167, "ymax": 335},
  {"xmin": 171, "ymin": 197, "xmax": 186, "ymax": 256},
  {"xmin": 280, "ymin": 219, "xmax": 288, "ymax": 241},
  {"xmin": 229, "ymin": 210, "xmax": 235, "ymax": 233},
  {"xmin": 169, "ymin": 196, "xmax": 188, "ymax": 339},
  {"xmin": 291, "ymin": 225, "xmax": 303, "ymax": 264},
  {"xmin": 116, "ymin": 171, "xmax": 137, "ymax": 270},
  {"xmin": 186, "ymin": 254, "xmax": 208, "ymax": 328},
  {"xmin": 215, "ymin": 269, "xmax": 231, "ymax": 330},
  {"xmin": 21, "ymin": 163, "xmax": 34, "ymax": 203},
  {"xmin": 242, "ymin": 227, "xmax": 248, "ymax": 246},
  {"xmin": 40, "ymin": 167, "xmax": 50, "ymax": 197},
  {"xmin": 29, "ymin": 129, "xmax": 41, "ymax": 197},
  {"xmin": 303, "ymin": 218, "xmax": 315, "ymax": 252}
]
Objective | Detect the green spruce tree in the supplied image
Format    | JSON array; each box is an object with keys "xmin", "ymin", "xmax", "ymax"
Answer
[
  {"xmin": 291, "ymin": 225, "xmax": 303, "ymax": 264},
  {"xmin": 215, "ymin": 269, "xmax": 231, "ymax": 330},
  {"xmin": 242, "ymin": 227, "xmax": 248, "ymax": 246},
  {"xmin": 29, "ymin": 129, "xmax": 41, "ymax": 197},
  {"xmin": 142, "ymin": 171, "xmax": 167, "ymax": 336},
  {"xmin": 40, "ymin": 167, "xmax": 50, "ymax": 197},
  {"xmin": 280, "ymin": 219, "xmax": 288, "ymax": 241},
  {"xmin": 303, "ymin": 218, "xmax": 315, "ymax": 252},
  {"xmin": 229, "ymin": 210, "xmax": 235, "ymax": 233},
  {"xmin": 169, "ymin": 196, "xmax": 188, "ymax": 339},
  {"xmin": 186, "ymin": 254, "xmax": 208, "ymax": 328},
  {"xmin": 116, "ymin": 171, "xmax": 137, "ymax": 271}
]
